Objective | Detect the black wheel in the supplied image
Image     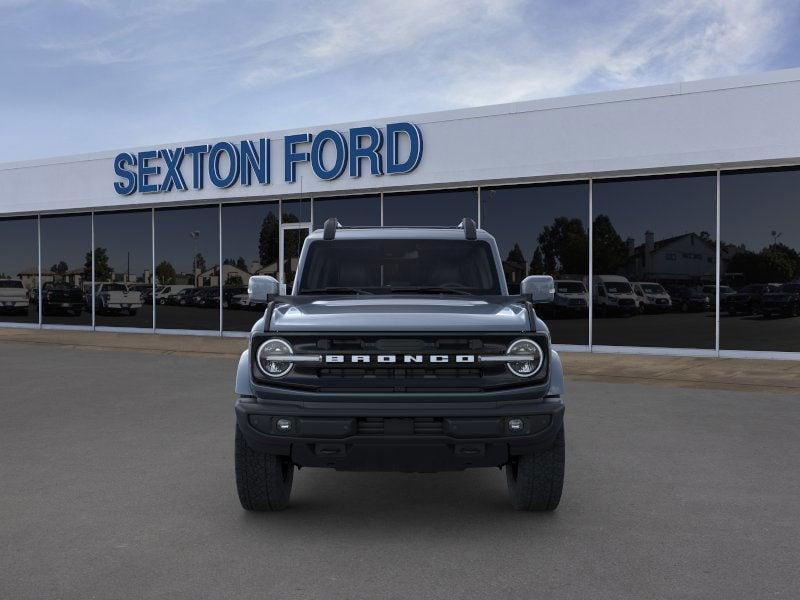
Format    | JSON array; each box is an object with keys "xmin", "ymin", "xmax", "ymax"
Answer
[
  {"xmin": 235, "ymin": 425, "xmax": 294, "ymax": 511},
  {"xmin": 506, "ymin": 425, "xmax": 565, "ymax": 511}
]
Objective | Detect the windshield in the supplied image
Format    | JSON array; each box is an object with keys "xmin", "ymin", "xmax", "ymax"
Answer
[
  {"xmin": 640, "ymin": 283, "xmax": 665, "ymax": 294},
  {"xmin": 556, "ymin": 282, "xmax": 585, "ymax": 294},
  {"xmin": 0, "ymin": 280, "xmax": 23, "ymax": 288},
  {"xmin": 298, "ymin": 239, "xmax": 502, "ymax": 295},
  {"xmin": 605, "ymin": 282, "xmax": 632, "ymax": 294}
]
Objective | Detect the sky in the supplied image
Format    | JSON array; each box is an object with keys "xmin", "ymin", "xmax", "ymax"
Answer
[{"xmin": 0, "ymin": 0, "xmax": 799, "ymax": 163}]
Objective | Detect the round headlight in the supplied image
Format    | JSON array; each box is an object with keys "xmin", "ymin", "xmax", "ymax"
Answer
[
  {"xmin": 256, "ymin": 338, "xmax": 293, "ymax": 378},
  {"xmin": 506, "ymin": 338, "xmax": 544, "ymax": 378}
]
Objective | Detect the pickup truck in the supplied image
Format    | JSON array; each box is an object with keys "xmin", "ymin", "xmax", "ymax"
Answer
[
  {"xmin": 234, "ymin": 219, "xmax": 565, "ymax": 511},
  {"xmin": 90, "ymin": 283, "xmax": 143, "ymax": 315},
  {"xmin": 0, "ymin": 279, "xmax": 30, "ymax": 315}
]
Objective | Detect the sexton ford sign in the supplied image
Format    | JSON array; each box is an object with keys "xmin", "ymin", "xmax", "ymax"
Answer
[{"xmin": 112, "ymin": 122, "xmax": 423, "ymax": 195}]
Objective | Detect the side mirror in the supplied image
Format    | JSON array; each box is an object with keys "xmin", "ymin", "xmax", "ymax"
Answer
[
  {"xmin": 248, "ymin": 275, "xmax": 280, "ymax": 303},
  {"xmin": 520, "ymin": 275, "xmax": 555, "ymax": 303}
]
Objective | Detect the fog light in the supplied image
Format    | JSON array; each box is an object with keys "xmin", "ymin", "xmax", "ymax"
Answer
[
  {"xmin": 507, "ymin": 418, "xmax": 524, "ymax": 432},
  {"xmin": 276, "ymin": 418, "xmax": 293, "ymax": 432}
]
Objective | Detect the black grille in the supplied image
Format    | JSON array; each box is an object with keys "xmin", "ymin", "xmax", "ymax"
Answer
[
  {"xmin": 356, "ymin": 417, "xmax": 444, "ymax": 435},
  {"xmin": 320, "ymin": 367, "xmax": 484, "ymax": 379}
]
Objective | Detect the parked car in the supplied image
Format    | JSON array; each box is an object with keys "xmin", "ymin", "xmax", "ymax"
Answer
[
  {"xmin": 169, "ymin": 287, "xmax": 198, "ymax": 306},
  {"xmin": 667, "ymin": 286, "xmax": 710, "ymax": 312},
  {"xmin": 632, "ymin": 282, "xmax": 672, "ymax": 313},
  {"xmin": 156, "ymin": 285, "xmax": 194, "ymax": 305},
  {"xmin": 91, "ymin": 283, "xmax": 142, "ymax": 315},
  {"xmin": 191, "ymin": 286, "xmax": 220, "ymax": 308},
  {"xmin": 591, "ymin": 275, "xmax": 638, "ymax": 316},
  {"xmin": 0, "ymin": 279, "xmax": 30, "ymax": 315},
  {"xmin": 230, "ymin": 291, "xmax": 252, "ymax": 310},
  {"xmin": 702, "ymin": 284, "xmax": 736, "ymax": 306},
  {"xmin": 222, "ymin": 285, "xmax": 248, "ymax": 309},
  {"xmin": 127, "ymin": 284, "xmax": 159, "ymax": 305},
  {"xmin": 39, "ymin": 282, "xmax": 84, "ymax": 315},
  {"xmin": 551, "ymin": 280, "xmax": 588, "ymax": 316},
  {"xmin": 759, "ymin": 283, "xmax": 800, "ymax": 318},
  {"xmin": 726, "ymin": 283, "xmax": 781, "ymax": 316}
]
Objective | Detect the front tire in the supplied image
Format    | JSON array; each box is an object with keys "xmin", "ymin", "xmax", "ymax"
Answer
[
  {"xmin": 506, "ymin": 425, "xmax": 565, "ymax": 511},
  {"xmin": 235, "ymin": 425, "xmax": 294, "ymax": 511}
]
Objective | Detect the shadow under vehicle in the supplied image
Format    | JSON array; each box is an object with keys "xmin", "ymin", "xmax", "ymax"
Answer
[
  {"xmin": 726, "ymin": 283, "xmax": 781, "ymax": 316},
  {"xmin": 234, "ymin": 218, "xmax": 565, "ymax": 512},
  {"xmin": 666, "ymin": 285, "xmax": 711, "ymax": 313},
  {"xmin": 758, "ymin": 283, "xmax": 800, "ymax": 318},
  {"xmin": 0, "ymin": 279, "xmax": 30, "ymax": 315},
  {"xmin": 38, "ymin": 282, "xmax": 85, "ymax": 316},
  {"xmin": 632, "ymin": 281, "xmax": 672, "ymax": 313}
]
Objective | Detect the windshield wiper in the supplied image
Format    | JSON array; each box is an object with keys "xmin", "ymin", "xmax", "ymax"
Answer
[
  {"xmin": 300, "ymin": 286, "xmax": 375, "ymax": 295},
  {"xmin": 388, "ymin": 286, "xmax": 473, "ymax": 296}
]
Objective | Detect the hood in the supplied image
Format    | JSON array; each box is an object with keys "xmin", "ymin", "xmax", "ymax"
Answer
[{"xmin": 269, "ymin": 295, "xmax": 531, "ymax": 332}]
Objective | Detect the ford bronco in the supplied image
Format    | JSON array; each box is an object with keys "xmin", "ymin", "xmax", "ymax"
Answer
[{"xmin": 234, "ymin": 218, "xmax": 565, "ymax": 511}]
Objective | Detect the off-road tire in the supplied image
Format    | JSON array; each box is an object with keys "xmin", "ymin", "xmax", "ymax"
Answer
[
  {"xmin": 235, "ymin": 425, "xmax": 294, "ymax": 511},
  {"xmin": 506, "ymin": 425, "xmax": 565, "ymax": 511}
]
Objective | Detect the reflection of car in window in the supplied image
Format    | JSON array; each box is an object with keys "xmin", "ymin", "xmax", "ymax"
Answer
[
  {"xmin": 592, "ymin": 275, "xmax": 638, "ymax": 316},
  {"xmin": 548, "ymin": 280, "xmax": 588, "ymax": 317},
  {"xmin": 39, "ymin": 282, "xmax": 85, "ymax": 316},
  {"xmin": 759, "ymin": 283, "xmax": 800, "ymax": 318},
  {"xmin": 666, "ymin": 286, "xmax": 711, "ymax": 313},
  {"xmin": 91, "ymin": 283, "xmax": 143, "ymax": 316},
  {"xmin": 726, "ymin": 283, "xmax": 780, "ymax": 316},
  {"xmin": 0, "ymin": 279, "xmax": 30, "ymax": 315},
  {"xmin": 631, "ymin": 282, "xmax": 672, "ymax": 313}
]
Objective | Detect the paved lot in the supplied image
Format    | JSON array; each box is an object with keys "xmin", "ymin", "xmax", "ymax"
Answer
[{"xmin": 1, "ymin": 342, "xmax": 799, "ymax": 599}]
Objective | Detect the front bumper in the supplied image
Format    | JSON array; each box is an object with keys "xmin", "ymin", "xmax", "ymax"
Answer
[{"xmin": 235, "ymin": 396, "xmax": 564, "ymax": 472}]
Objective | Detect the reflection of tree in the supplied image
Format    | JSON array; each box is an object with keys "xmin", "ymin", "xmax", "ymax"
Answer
[
  {"xmin": 258, "ymin": 213, "xmax": 279, "ymax": 268},
  {"xmin": 84, "ymin": 247, "xmax": 113, "ymax": 282},
  {"xmin": 51, "ymin": 261, "xmax": 68, "ymax": 275},
  {"xmin": 727, "ymin": 242, "xmax": 800, "ymax": 284},
  {"xmin": 592, "ymin": 215, "xmax": 628, "ymax": 274},
  {"xmin": 536, "ymin": 217, "xmax": 589, "ymax": 275},
  {"xmin": 156, "ymin": 261, "xmax": 177, "ymax": 285},
  {"xmin": 194, "ymin": 253, "xmax": 206, "ymax": 273}
]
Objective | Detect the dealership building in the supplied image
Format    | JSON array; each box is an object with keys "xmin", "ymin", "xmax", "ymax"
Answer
[{"xmin": 1, "ymin": 68, "xmax": 800, "ymax": 359}]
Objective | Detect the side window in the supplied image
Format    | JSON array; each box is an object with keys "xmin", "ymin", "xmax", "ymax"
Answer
[{"xmin": 597, "ymin": 285, "xmax": 606, "ymax": 297}]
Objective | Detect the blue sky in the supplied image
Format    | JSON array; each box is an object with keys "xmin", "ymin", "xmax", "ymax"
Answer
[{"xmin": 1, "ymin": 0, "xmax": 799, "ymax": 162}]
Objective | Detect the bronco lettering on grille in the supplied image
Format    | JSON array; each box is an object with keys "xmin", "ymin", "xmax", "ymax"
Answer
[{"xmin": 324, "ymin": 354, "xmax": 476, "ymax": 364}]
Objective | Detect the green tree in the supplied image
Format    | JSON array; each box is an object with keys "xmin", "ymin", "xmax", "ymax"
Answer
[
  {"xmin": 537, "ymin": 217, "xmax": 589, "ymax": 276},
  {"xmin": 156, "ymin": 261, "xmax": 177, "ymax": 285},
  {"xmin": 236, "ymin": 256, "xmax": 248, "ymax": 272},
  {"xmin": 258, "ymin": 213, "xmax": 279, "ymax": 268},
  {"xmin": 84, "ymin": 247, "xmax": 113, "ymax": 282},
  {"xmin": 50, "ymin": 261, "xmax": 68, "ymax": 275},
  {"xmin": 592, "ymin": 215, "xmax": 628, "ymax": 274},
  {"xmin": 529, "ymin": 246, "xmax": 545, "ymax": 275}
]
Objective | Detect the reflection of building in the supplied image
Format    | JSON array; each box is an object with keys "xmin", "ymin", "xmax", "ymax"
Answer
[{"xmin": 626, "ymin": 231, "xmax": 719, "ymax": 283}]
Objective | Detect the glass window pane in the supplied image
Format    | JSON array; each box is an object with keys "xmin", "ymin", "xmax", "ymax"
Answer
[
  {"xmin": 481, "ymin": 182, "xmax": 589, "ymax": 346},
  {"xmin": 93, "ymin": 210, "xmax": 152, "ymax": 329},
  {"xmin": 221, "ymin": 202, "xmax": 278, "ymax": 332},
  {"xmin": 0, "ymin": 217, "xmax": 38, "ymax": 324},
  {"xmin": 592, "ymin": 174, "xmax": 717, "ymax": 349},
  {"xmin": 312, "ymin": 195, "xmax": 381, "ymax": 229},
  {"xmin": 40, "ymin": 213, "xmax": 92, "ymax": 325},
  {"xmin": 281, "ymin": 198, "xmax": 311, "ymax": 224},
  {"xmin": 155, "ymin": 205, "xmax": 219, "ymax": 331},
  {"xmin": 383, "ymin": 189, "xmax": 477, "ymax": 226},
  {"xmin": 721, "ymin": 167, "xmax": 800, "ymax": 352}
]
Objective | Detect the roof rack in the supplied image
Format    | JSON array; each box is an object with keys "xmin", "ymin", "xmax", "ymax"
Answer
[{"xmin": 321, "ymin": 216, "xmax": 478, "ymax": 240}]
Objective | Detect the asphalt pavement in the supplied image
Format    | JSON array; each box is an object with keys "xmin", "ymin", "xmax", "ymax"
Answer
[{"xmin": 1, "ymin": 341, "xmax": 799, "ymax": 599}]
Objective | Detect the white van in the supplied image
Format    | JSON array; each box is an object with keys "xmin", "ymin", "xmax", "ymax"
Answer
[
  {"xmin": 591, "ymin": 275, "xmax": 638, "ymax": 316},
  {"xmin": 631, "ymin": 282, "xmax": 672, "ymax": 313},
  {"xmin": 552, "ymin": 280, "xmax": 589, "ymax": 316}
]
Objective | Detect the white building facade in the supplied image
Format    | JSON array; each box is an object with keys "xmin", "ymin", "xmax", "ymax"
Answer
[{"xmin": 2, "ymin": 69, "xmax": 800, "ymax": 358}]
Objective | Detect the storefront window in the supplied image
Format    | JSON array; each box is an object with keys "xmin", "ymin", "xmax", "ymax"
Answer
[
  {"xmin": 721, "ymin": 167, "xmax": 800, "ymax": 352},
  {"xmin": 93, "ymin": 210, "xmax": 153, "ymax": 329},
  {"xmin": 481, "ymin": 182, "xmax": 589, "ymax": 346},
  {"xmin": 592, "ymin": 173, "xmax": 717, "ymax": 349},
  {"xmin": 383, "ymin": 189, "xmax": 478, "ymax": 226},
  {"xmin": 221, "ymin": 202, "xmax": 278, "ymax": 332},
  {"xmin": 0, "ymin": 217, "xmax": 39, "ymax": 324},
  {"xmin": 312, "ymin": 194, "xmax": 381, "ymax": 229},
  {"xmin": 154, "ymin": 205, "xmax": 219, "ymax": 331},
  {"xmin": 40, "ymin": 213, "xmax": 92, "ymax": 326}
]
